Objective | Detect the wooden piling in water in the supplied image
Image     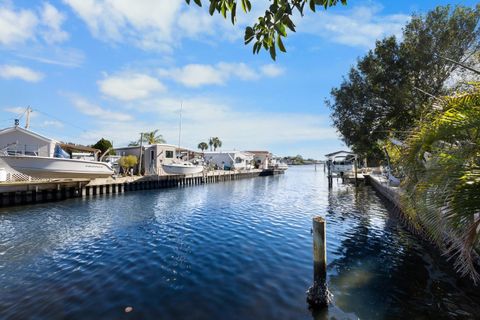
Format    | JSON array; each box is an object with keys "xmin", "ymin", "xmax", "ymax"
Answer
[{"xmin": 307, "ymin": 216, "xmax": 332, "ymax": 308}]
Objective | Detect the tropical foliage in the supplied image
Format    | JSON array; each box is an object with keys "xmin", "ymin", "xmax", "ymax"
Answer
[
  {"xmin": 327, "ymin": 5, "xmax": 480, "ymax": 161},
  {"xmin": 129, "ymin": 130, "xmax": 166, "ymax": 146},
  {"xmin": 399, "ymin": 84, "xmax": 480, "ymax": 281},
  {"xmin": 185, "ymin": 0, "xmax": 347, "ymax": 59},
  {"xmin": 118, "ymin": 155, "xmax": 138, "ymax": 175},
  {"xmin": 209, "ymin": 137, "xmax": 223, "ymax": 151},
  {"xmin": 198, "ymin": 142, "xmax": 209, "ymax": 151},
  {"xmin": 92, "ymin": 138, "xmax": 115, "ymax": 155},
  {"xmin": 327, "ymin": 4, "xmax": 480, "ymax": 281}
]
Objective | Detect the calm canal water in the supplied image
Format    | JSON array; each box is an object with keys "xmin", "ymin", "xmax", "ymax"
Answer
[{"xmin": 1, "ymin": 166, "xmax": 479, "ymax": 319}]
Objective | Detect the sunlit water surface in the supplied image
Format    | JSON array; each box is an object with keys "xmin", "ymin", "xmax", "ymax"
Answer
[{"xmin": 1, "ymin": 166, "xmax": 479, "ymax": 319}]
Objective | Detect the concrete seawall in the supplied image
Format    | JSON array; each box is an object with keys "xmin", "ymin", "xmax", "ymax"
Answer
[
  {"xmin": 0, "ymin": 169, "xmax": 283, "ymax": 207},
  {"xmin": 365, "ymin": 174, "xmax": 403, "ymax": 209}
]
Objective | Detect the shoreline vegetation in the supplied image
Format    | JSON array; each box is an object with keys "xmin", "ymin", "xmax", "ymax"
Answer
[{"xmin": 327, "ymin": 4, "xmax": 480, "ymax": 281}]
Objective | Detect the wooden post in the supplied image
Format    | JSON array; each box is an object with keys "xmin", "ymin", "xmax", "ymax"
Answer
[
  {"xmin": 307, "ymin": 216, "xmax": 332, "ymax": 308},
  {"xmin": 354, "ymin": 155, "xmax": 358, "ymax": 186}
]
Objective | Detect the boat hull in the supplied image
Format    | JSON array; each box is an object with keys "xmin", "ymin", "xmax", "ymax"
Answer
[
  {"xmin": 0, "ymin": 155, "xmax": 114, "ymax": 178},
  {"xmin": 162, "ymin": 163, "xmax": 204, "ymax": 175}
]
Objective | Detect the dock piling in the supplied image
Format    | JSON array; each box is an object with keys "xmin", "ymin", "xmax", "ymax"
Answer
[{"xmin": 307, "ymin": 216, "xmax": 332, "ymax": 309}]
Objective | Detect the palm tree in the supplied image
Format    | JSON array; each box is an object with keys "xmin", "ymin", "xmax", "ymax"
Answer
[
  {"xmin": 143, "ymin": 130, "xmax": 166, "ymax": 144},
  {"xmin": 198, "ymin": 142, "xmax": 209, "ymax": 152},
  {"xmin": 129, "ymin": 130, "xmax": 166, "ymax": 146},
  {"xmin": 399, "ymin": 82, "xmax": 480, "ymax": 282},
  {"xmin": 211, "ymin": 137, "xmax": 222, "ymax": 151},
  {"xmin": 208, "ymin": 137, "xmax": 214, "ymax": 151}
]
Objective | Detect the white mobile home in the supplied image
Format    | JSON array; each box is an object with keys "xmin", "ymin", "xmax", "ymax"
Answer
[
  {"xmin": 204, "ymin": 151, "xmax": 254, "ymax": 171},
  {"xmin": 114, "ymin": 144, "xmax": 178, "ymax": 175},
  {"xmin": 0, "ymin": 126, "xmax": 58, "ymax": 157},
  {"xmin": 245, "ymin": 150, "xmax": 272, "ymax": 169}
]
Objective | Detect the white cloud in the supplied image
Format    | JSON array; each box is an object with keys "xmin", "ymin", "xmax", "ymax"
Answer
[
  {"xmin": 261, "ymin": 64, "xmax": 285, "ymax": 77},
  {"xmin": 63, "ymin": 0, "xmax": 267, "ymax": 51},
  {"xmin": 79, "ymin": 95, "xmax": 337, "ymax": 151},
  {"xmin": 64, "ymin": 0, "xmax": 183, "ymax": 51},
  {"xmin": 71, "ymin": 97, "xmax": 133, "ymax": 121},
  {"xmin": 0, "ymin": 5, "xmax": 38, "ymax": 46},
  {"xmin": 159, "ymin": 62, "xmax": 283, "ymax": 88},
  {"xmin": 0, "ymin": 2, "xmax": 68, "ymax": 47},
  {"xmin": 17, "ymin": 46, "xmax": 85, "ymax": 68},
  {"xmin": 39, "ymin": 120, "xmax": 64, "ymax": 128},
  {"xmin": 298, "ymin": 5, "xmax": 410, "ymax": 48},
  {"xmin": 98, "ymin": 73, "xmax": 166, "ymax": 101},
  {"xmin": 40, "ymin": 3, "xmax": 69, "ymax": 44},
  {"xmin": 0, "ymin": 64, "xmax": 44, "ymax": 82},
  {"xmin": 4, "ymin": 106, "xmax": 36, "ymax": 117}
]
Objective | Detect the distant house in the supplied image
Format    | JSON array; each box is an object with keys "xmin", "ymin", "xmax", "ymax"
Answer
[
  {"xmin": 204, "ymin": 151, "xmax": 254, "ymax": 171},
  {"xmin": 0, "ymin": 126, "xmax": 58, "ymax": 157},
  {"xmin": 114, "ymin": 144, "xmax": 178, "ymax": 175},
  {"xmin": 245, "ymin": 150, "xmax": 272, "ymax": 169}
]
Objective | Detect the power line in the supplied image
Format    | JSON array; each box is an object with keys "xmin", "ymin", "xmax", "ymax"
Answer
[{"xmin": 33, "ymin": 108, "xmax": 88, "ymax": 133}]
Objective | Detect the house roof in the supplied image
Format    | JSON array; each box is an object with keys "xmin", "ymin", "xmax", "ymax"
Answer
[
  {"xmin": 0, "ymin": 126, "xmax": 57, "ymax": 143},
  {"xmin": 204, "ymin": 151, "xmax": 254, "ymax": 156},
  {"xmin": 115, "ymin": 143, "xmax": 178, "ymax": 150},
  {"xmin": 245, "ymin": 150, "xmax": 271, "ymax": 155},
  {"xmin": 60, "ymin": 143, "xmax": 99, "ymax": 153},
  {"xmin": 324, "ymin": 150, "xmax": 355, "ymax": 157}
]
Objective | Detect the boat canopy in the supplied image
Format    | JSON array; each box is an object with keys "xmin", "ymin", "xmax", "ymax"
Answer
[{"xmin": 54, "ymin": 144, "xmax": 70, "ymax": 159}]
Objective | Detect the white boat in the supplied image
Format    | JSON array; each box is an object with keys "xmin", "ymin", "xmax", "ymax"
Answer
[
  {"xmin": 162, "ymin": 162, "xmax": 204, "ymax": 175},
  {"xmin": 161, "ymin": 101, "xmax": 204, "ymax": 176},
  {"xmin": 276, "ymin": 162, "xmax": 288, "ymax": 170},
  {"xmin": 0, "ymin": 155, "xmax": 114, "ymax": 178}
]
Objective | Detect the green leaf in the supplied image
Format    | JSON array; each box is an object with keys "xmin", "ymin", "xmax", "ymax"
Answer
[
  {"xmin": 246, "ymin": 0, "xmax": 251, "ymax": 12},
  {"xmin": 284, "ymin": 17, "xmax": 296, "ymax": 32},
  {"xmin": 253, "ymin": 42, "xmax": 260, "ymax": 54},
  {"xmin": 244, "ymin": 26, "xmax": 254, "ymax": 44},
  {"xmin": 221, "ymin": 3, "xmax": 226, "ymax": 18},
  {"xmin": 231, "ymin": 2, "xmax": 236, "ymax": 24},
  {"xmin": 277, "ymin": 35, "xmax": 286, "ymax": 52},
  {"xmin": 275, "ymin": 23, "xmax": 287, "ymax": 37},
  {"xmin": 241, "ymin": 0, "xmax": 247, "ymax": 13},
  {"xmin": 309, "ymin": 0, "xmax": 316, "ymax": 12},
  {"xmin": 208, "ymin": 0, "xmax": 216, "ymax": 15},
  {"xmin": 193, "ymin": 0, "xmax": 202, "ymax": 7},
  {"xmin": 269, "ymin": 44, "xmax": 276, "ymax": 60}
]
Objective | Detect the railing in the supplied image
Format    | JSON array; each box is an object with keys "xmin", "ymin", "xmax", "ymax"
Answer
[{"xmin": 3, "ymin": 144, "xmax": 39, "ymax": 156}]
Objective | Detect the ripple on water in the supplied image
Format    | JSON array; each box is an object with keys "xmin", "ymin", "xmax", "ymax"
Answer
[{"xmin": 0, "ymin": 167, "xmax": 479, "ymax": 319}]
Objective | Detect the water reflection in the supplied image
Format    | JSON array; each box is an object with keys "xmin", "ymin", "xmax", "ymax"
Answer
[
  {"xmin": 325, "ymin": 180, "xmax": 480, "ymax": 319},
  {"xmin": 0, "ymin": 167, "xmax": 479, "ymax": 319}
]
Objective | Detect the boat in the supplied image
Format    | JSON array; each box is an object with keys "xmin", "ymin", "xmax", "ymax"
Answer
[
  {"xmin": 269, "ymin": 157, "xmax": 288, "ymax": 171},
  {"xmin": 161, "ymin": 101, "xmax": 203, "ymax": 175},
  {"xmin": 324, "ymin": 151, "xmax": 356, "ymax": 176},
  {"xmin": 0, "ymin": 154, "xmax": 114, "ymax": 178},
  {"xmin": 0, "ymin": 114, "xmax": 114, "ymax": 179},
  {"xmin": 162, "ymin": 162, "xmax": 204, "ymax": 175},
  {"xmin": 276, "ymin": 162, "xmax": 289, "ymax": 171}
]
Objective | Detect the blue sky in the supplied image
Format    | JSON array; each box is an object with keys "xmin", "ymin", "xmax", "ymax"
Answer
[{"xmin": 0, "ymin": 0, "xmax": 477, "ymax": 159}]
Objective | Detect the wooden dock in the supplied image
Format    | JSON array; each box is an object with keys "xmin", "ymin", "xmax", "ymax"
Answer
[{"xmin": 0, "ymin": 169, "xmax": 284, "ymax": 207}]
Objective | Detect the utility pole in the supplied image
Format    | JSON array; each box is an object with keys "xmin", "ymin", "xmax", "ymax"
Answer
[
  {"xmin": 25, "ymin": 106, "xmax": 32, "ymax": 129},
  {"xmin": 138, "ymin": 133, "xmax": 143, "ymax": 176}
]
